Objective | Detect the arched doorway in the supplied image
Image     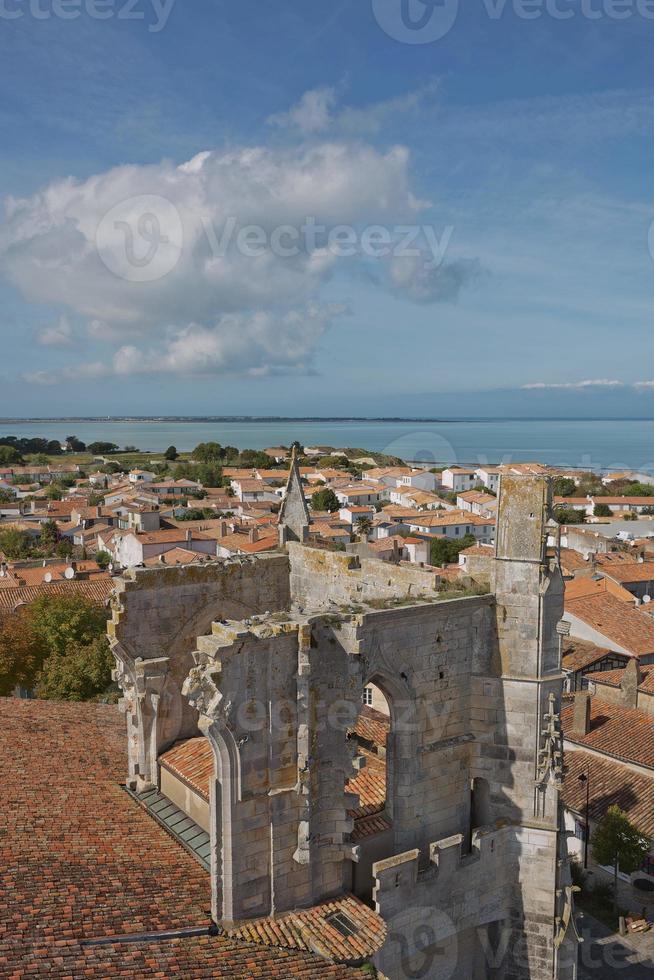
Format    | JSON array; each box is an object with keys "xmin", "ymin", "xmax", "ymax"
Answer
[{"xmin": 347, "ymin": 680, "xmax": 394, "ymax": 901}]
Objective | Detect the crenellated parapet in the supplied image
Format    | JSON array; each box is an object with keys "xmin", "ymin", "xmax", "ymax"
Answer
[{"xmin": 373, "ymin": 825, "xmax": 513, "ymax": 933}]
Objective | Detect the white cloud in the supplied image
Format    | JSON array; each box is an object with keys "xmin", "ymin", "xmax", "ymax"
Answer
[
  {"xmin": 1, "ymin": 138, "xmax": 475, "ymax": 384},
  {"xmin": 37, "ymin": 315, "xmax": 73, "ymax": 346},
  {"xmin": 267, "ymin": 82, "xmax": 440, "ymax": 137},
  {"xmin": 268, "ymin": 87, "xmax": 337, "ymax": 133},
  {"xmin": 634, "ymin": 380, "xmax": 654, "ymax": 389},
  {"xmin": 521, "ymin": 379, "xmax": 624, "ymax": 390},
  {"xmin": 110, "ymin": 304, "xmax": 343, "ymax": 378},
  {"xmin": 389, "ymin": 253, "xmax": 480, "ymax": 304}
]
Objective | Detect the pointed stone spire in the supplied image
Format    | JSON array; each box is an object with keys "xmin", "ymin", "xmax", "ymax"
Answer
[{"xmin": 278, "ymin": 446, "xmax": 310, "ymax": 544}]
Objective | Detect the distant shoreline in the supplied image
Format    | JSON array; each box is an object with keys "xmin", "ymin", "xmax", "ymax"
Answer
[{"xmin": 3, "ymin": 416, "xmax": 654, "ymax": 424}]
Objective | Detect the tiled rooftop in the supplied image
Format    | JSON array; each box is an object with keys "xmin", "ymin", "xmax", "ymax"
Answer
[
  {"xmin": 565, "ymin": 592, "xmax": 654, "ymax": 656},
  {"xmin": 561, "ymin": 748, "xmax": 654, "ymax": 838},
  {"xmin": 561, "ymin": 638, "xmax": 619, "ymax": 672},
  {"xmin": 0, "ymin": 697, "xmax": 364, "ymax": 978},
  {"xmin": 0, "ymin": 578, "xmax": 114, "ymax": 617},
  {"xmin": 561, "ymin": 695, "xmax": 654, "ymax": 770},
  {"xmin": 591, "ymin": 663, "xmax": 654, "ymax": 694},
  {"xmin": 160, "ymin": 736, "xmax": 213, "ymax": 801}
]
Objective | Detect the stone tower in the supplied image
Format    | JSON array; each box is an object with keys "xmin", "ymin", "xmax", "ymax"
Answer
[{"xmin": 278, "ymin": 447, "xmax": 310, "ymax": 544}]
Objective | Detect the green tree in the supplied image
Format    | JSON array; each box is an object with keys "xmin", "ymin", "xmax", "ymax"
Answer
[
  {"xmin": 430, "ymin": 533, "xmax": 476, "ymax": 567},
  {"xmin": 44, "ymin": 483, "xmax": 63, "ymax": 500},
  {"xmin": 0, "ymin": 608, "xmax": 41, "ymax": 694},
  {"xmin": 624, "ymin": 483, "xmax": 654, "ymax": 497},
  {"xmin": 592, "ymin": 806, "xmax": 649, "ymax": 908},
  {"xmin": 0, "ymin": 527, "xmax": 33, "ymax": 559},
  {"xmin": 66, "ymin": 435, "xmax": 86, "ymax": 452},
  {"xmin": 553, "ymin": 477, "xmax": 577, "ymax": 497},
  {"xmin": 88, "ymin": 441, "xmax": 119, "ymax": 455},
  {"xmin": 594, "ymin": 503, "xmax": 611, "ymax": 517},
  {"xmin": 95, "ymin": 550, "xmax": 112, "ymax": 569},
  {"xmin": 36, "ymin": 635, "xmax": 115, "ymax": 702},
  {"xmin": 40, "ymin": 519, "xmax": 59, "ymax": 552},
  {"xmin": 0, "ymin": 593, "xmax": 111, "ymax": 699},
  {"xmin": 191, "ymin": 441, "xmax": 223, "ymax": 462},
  {"xmin": 0, "ymin": 445, "xmax": 21, "ymax": 465},
  {"xmin": 175, "ymin": 461, "xmax": 223, "ymax": 488},
  {"xmin": 355, "ymin": 516, "xmax": 373, "ymax": 539},
  {"xmin": 311, "ymin": 488, "xmax": 340, "ymax": 513},
  {"xmin": 28, "ymin": 593, "xmax": 108, "ymax": 658},
  {"xmin": 555, "ymin": 507, "xmax": 585, "ymax": 525},
  {"xmin": 164, "ymin": 445, "xmax": 179, "ymax": 460}
]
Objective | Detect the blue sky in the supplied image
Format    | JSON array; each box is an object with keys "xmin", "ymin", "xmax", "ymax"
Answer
[{"xmin": 2, "ymin": 0, "xmax": 654, "ymax": 417}]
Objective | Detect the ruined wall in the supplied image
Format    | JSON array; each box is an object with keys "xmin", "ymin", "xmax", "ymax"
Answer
[
  {"xmin": 183, "ymin": 615, "xmax": 356, "ymax": 923},
  {"xmin": 288, "ymin": 542, "xmax": 442, "ymax": 611},
  {"xmin": 109, "ymin": 554, "xmax": 290, "ymax": 785},
  {"xmin": 337, "ymin": 597, "xmax": 495, "ymax": 856}
]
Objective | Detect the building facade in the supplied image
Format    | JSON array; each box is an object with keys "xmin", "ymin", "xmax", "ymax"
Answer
[{"xmin": 109, "ymin": 473, "xmax": 577, "ymax": 979}]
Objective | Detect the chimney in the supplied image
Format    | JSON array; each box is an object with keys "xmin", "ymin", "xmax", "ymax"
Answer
[
  {"xmin": 219, "ymin": 520, "xmax": 227, "ymax": 538},
  {"xmin": 186, "ymin": 529, "xmax": 192, "ymax": 545},
  {"xmin": 620, "ymin": 657, "xmax": 642, "ymax": 709},
  {"xmin": 249, "ymin": 526, "xmax": 259, "ymax": 544},
  {"xmin": 572, "ymin": 691, "xmax": 592, "ymax": 736}
]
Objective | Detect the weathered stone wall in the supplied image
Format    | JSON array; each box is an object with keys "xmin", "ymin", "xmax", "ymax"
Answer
[
  {"xmin": 109, "ymin": 555, "xmax": 290, "ymax": 785},
  {"xmin": 337, "ymin": 597, "xmax": 495, "ymax": 855},
  {"xmin": 288, "ymin": 542, "xmax": 442, "ymax": 610}
]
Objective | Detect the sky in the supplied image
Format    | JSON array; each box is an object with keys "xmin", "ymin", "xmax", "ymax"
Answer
[{"xmin": 2, "ymin": 0, "xmax": 654, "ymax": 417}]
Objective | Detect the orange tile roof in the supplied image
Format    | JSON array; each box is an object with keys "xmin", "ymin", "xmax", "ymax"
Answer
[
  {"xmin": 561, "ymin": 748, "xmax": 654, "ymax": 838},
  {"xmin": 143, "ymin": 548, "xmax": 208, "ymax": 567},
  {"xmin": 565, "ymin": 592, "xmax": 654, "ymax": 656},
  {"xmin": 0, "ymin": 697, "xmax": 359, "ymax": 978},
  {"xmin": 353, "ymin": 706, "xmax": 389, "ymax": 749},
  {"xmin": 561, "ymin": 696, "xmax": 654, "ymax": 769},
  {"xmin": 561, "ymin": 638, "xmax": 618, "ymax": 673},
  {"xmin": 227, "ymin": 894, "xmax": 386, "ymax": 964},
  {"xmin": 346, "ymin": 748, "xmax": 386, "ymax": 819},
  {"xmin": 351, "ymin": 813, "xmax": 392, "ymax": 841},
  {"xmin": 590, "ymin": 663, "xmax": 654, "ymax": 694},
  {"xmin": 602, "ymin": 562, "xmax": 654, "ymax": 584},
  {"xmin": 565, "ymin": 576, "xmax": 634, "ymax": 604},
  {"xmin": 0, "ymin": 578, "xmax": 114, "ymax": 617},
  {"xmin": 159, "ymin": 737, "xmax": 213, "ymax": 800}
]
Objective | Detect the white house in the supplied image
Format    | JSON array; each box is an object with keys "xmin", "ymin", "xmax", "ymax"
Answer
[
  {"xmin": 405, "ymin": 510, "xmax": 496, "ymax": 545},
  {"xmin": 339, "ymin": 505, "xmax": 376, "ymax": 527},
  {"xmin": 398, "ymin": 469, "xmax": 437, "ymax": 492},
  {"xmin": 474, "ymin": 467, "xmax": 502, "ymax": 492},
  {"xmin": 441, "ymin": 467, "xmax": 480, "ymax": 492},
  {"xmin": 335, "ymin": 486, "xmax": 381, "ymax": 506},
  {"xmin": 128, "ymin": 469, "xmax": 156, "ymax": 484},
  {"xmin": 113, "ymin": 528, "xmax": 217, "ymax": 567}
]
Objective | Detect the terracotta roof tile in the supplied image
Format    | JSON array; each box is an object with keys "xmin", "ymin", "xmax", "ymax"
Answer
[
  {"xmin": 561, "ymin": 748, "xmax": 654, "ymax": 838},
  {"xmin": 159, "ymin": 737, "xmax": 212, "ymax": 801},
  {"xmin": 561, "ymin": 638, "xmax": 619, "ymax": 672},
  {"xmin": 565, "ymin": 592, "xmax": 654, "ymax": 656},
  {"xmin": 561, "ymin": 696, "xmax": 654, "ymax": 769},
  {"xmin": 0, "ymin": 697, "xmax": 362, "ymax": 978}
]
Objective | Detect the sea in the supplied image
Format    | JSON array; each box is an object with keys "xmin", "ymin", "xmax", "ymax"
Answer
[{"xmin": 1, "ymin": 418, "xmax": 654, "ymax": 472}]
